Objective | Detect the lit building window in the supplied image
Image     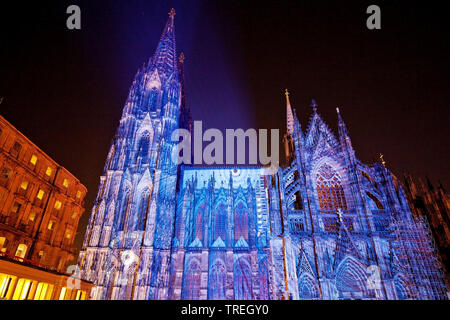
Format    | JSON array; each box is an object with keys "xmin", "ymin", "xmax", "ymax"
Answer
[
  {"xmin": 47, "ymin": 221, "xmax": 55, "ymax": 230},
  {"xmin": 30, "ymin": 155, "xmax": 38, "ymax": 165},
  {"xmin": 63, "ymin": 179, "xmax": 69, "ymax": 188},
  {"xmin": 34, "ymin": 282, "xmax": 50, "ymax": 300},
  {"xmin": 20, "ymin": 180, "xmax": 29, "ymax": 190},
  {"xmin": 65, "ymin": 230, "xmax": 72, "ymax": 239},
  {"xmin": 76, "ymin": 190, "xmax": 82, "ymax": 199},
  {"xmin": 59, "ymin": 287, "xmax": 67, "ymax": 300},
  {"xmin": 316, "ymin": 164, "xmax": 348, "ymax": 212},
  {"xmin": 29, "ymin": 212, "xmax": 36, "ymax": 222},
  {"xmin": 0, "ymin": 275, "xmax": 14, "ymax": 299},
  {"xmin": 0, "ymin": 237, "xmax": 6, "ymax": 251},
  {"xmin": 15, "ymin": 244, "xmax": 28, "ymax": 259},
  {"xmin": 45, "ymin": 167, "xmax": 52, "ymax": 176},
  {"xmin": 37, "ymin": 189, "xmax": 45, "ymax": 200},
  {"xmin": 12, "ymin": 278, "xmax": 32, "ymax": 300},
  {"xmin": 54, "ymin": 200, "xmax": 62, "ymax": 210},
  {"xmin": 75, "ymin": 290, "xmax": 86, "ymax": 300},
  {"xmin": 38, "ymin": 251, "xmax": 45, "ymax": 265},
  {"xmin": 71, "ymin": 211, "xmax": 77, "ymax": 219}
]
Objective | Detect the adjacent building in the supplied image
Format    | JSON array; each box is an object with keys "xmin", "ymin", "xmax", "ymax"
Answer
[
  {"xmin": 402, "ymin": 175, "xmax": 450, "ymax": 287},
  {"xmin": 0, "ymin": 114, "xmax": 93, "ymax": 300}
]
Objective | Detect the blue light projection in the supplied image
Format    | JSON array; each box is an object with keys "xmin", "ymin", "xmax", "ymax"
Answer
[{"xmin": 77, "ymin": 9, "xmax": 448, "ymax": 300}]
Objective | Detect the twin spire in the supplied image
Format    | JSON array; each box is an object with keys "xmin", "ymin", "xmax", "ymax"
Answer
[
  {"xmin": 285, "ymin": 89, "xmax": 295, "ymax": 135},
  {"xmin": 285, "ymin": 89, "xmax": 320, "ymax": 135},
  {"xmin": 152, "ymin": 8, "xmax": 178, "ymax": 75},
  {"xmin": 169, "ymin": 8, "xmax": 176, "ymax": 18}
]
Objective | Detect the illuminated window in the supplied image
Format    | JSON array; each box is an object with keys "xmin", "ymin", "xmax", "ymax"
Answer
[
  {"xmin": 193, "ymin": 203, "xmax": 205, "ymax": 241},
  {"xmin": 45, "ymin": 167, "xmax": 52, "ymax": 176},
  {"xmin": 316, "ymin": 164, "xmax": 347, "ymax": 212},
  {"xmin": 63, "ymin": 179, "xmax": 69, "ymax": 188},
  {"xmin": 0, "ymin": 275, "xmax": 14, "ymax": 299},
  {"xmin": 11, "ymin": 202, "xmax": 21, "ymax": 214},
  {"xmin": 59, "ymin": 287, "xmax": 67, "ymax": 300},
  {"xmin": 57, "ymin": 258, "xmax": 64, "ymax": 270},
  {"xmin": 30, "ymin": 155, "xmax": 38, "ymax": 165},
  {"xmin": 234, "ymin": 202, "xmax": 249, "ymax": 242},
  {"xmin": 65, "ymin": 230, "xmax": 72, "ymax": 239},
  {"xmin": 47, "ymin": 221, "xmax": 55, "ymax": 230},
  {"xmin": 20, "ymin": 180, "xmax": 29, "ymax": 190},
  {"xmin": 214, "ymin": 203, "xmax": 227, "ymax": 241},
  {"xmin": 0, "ymin": 237, "xmax": 6, "ymax": 251},
  {"xmin": 71, "ymin": 211, "xmax": 77, "ymax": 219},
  {"xmin": 75, "ymin": 290, "xmax": 86, "ymax": 300},
  {"xmin": 29, "ymin": 212, "xmax": 36, "ymax": 222},
  {"xmin": 12, "ymin": 278, "xmax": 33, "ymax": 300},
  {"xmin": 37, "ymin": 189, "xmax": 45, "ymax": 200},
  {"xmin": 15, "ymin": 244, "xmax": 27, "ymax": 259},
  {"xmin": 54, "ymin": 200, "xmax": 62, "ymax": 210},
  {"xmin": 76, "ymin": 190, "xmax": 82, "ymax": 199},
  {"xmin": 0, "ymin": 237, "xmax": 7, "ymax": 253},
  {"xmin": 38, "ymin": 250, "xmax": 44, "ymax": 261},
  {"xmin": 34, "ymin": 282, "xmax": 49, "ymax": 300}
]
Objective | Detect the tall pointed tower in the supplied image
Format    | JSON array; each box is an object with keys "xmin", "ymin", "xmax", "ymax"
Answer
[{"xmin": 78, "ymin": 9, "xmax": 185, "ymax": 300}]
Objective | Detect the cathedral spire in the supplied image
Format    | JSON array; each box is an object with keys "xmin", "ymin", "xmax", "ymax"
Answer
[
  {"xmin": 311, "ymin": 99, "xmax": 318, "ymax": 114},
  {"xmin": 336, "ymin": 107, "xmax": 356, "ymax": 163},
  {"xmin": 337, "ymin": 107, "xmax": 351, "ymax": 144},
  {"xmin": 151, "ymin": 8, "xmax": 178, "ymax": 76},
  {"xmin": 285, "ymin": 89, "xmax": 295, "ymax": 135},
  {"xmin": 336, "ymin": 107, "xmax": 349, "ymax": 136},
  {"xmin": 379, "ymin": 153, "xmax": 386, "ymax": 166}
]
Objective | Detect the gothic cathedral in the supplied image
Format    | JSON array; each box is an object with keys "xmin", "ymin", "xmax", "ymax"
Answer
[{"xmin": 78, "ymin": 9, "xmax": 448, "ymax": 300}]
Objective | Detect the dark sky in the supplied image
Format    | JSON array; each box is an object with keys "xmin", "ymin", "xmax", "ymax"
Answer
[{"xmin": 0, "ymin": 1, "xmax": 448, "ymax": 255}]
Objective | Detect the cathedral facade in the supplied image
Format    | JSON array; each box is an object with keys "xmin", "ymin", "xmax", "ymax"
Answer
[{"xmin": 77, "ymin": 9, "xmax": 448, "ymax": 300}]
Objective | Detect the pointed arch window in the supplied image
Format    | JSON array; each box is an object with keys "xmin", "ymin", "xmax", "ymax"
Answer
[
  {"xmin": 258, "ymin": 257, "xmax": 269, "ymax": 299},
  {"xmin": 136, "ymin": 191, "xmax": 150, "ymax": 231},
  {"xmin": 294, "ymin": 191, "xmax": 303, "ymax": 210},
  {"xmin": 233, "ymin": 258, "xmax": 252, "ymax": 299},
  {"xmin": 193, "ymin": 203, "xmax": 205, "ymax": 242},
  {"xmin": 149, "ymin": 90, "xmax": 159, "ymax": 112},
  {"xmin": 214, "ymin": 203, "xmax": 227, "ymax": 242},
  {"xmin": 316, "ymin": 164, "xmax": 347, "ymax": 212},
  {"xmin": 136, "ymin": 132, "xmax": 151, "ymax": 164},
  {"xmin": 117, "ymin": 190, "xmax": 131, "ymax": 231},
  {"xmin": 234, "ymin": 202, "xmax": 249, "ymax": 242},
  {"xmin": 183, "ymin": 259, "xmax": 201, "ymax": 300},
  {"xmin": 208, "ymin": 259, "xmax": 226, "ymax": 300}
]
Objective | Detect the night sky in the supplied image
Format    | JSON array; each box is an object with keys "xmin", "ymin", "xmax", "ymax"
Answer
[{"xmin": 0, "ymin": 1, "xmax": 448, "ymax": 255}]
